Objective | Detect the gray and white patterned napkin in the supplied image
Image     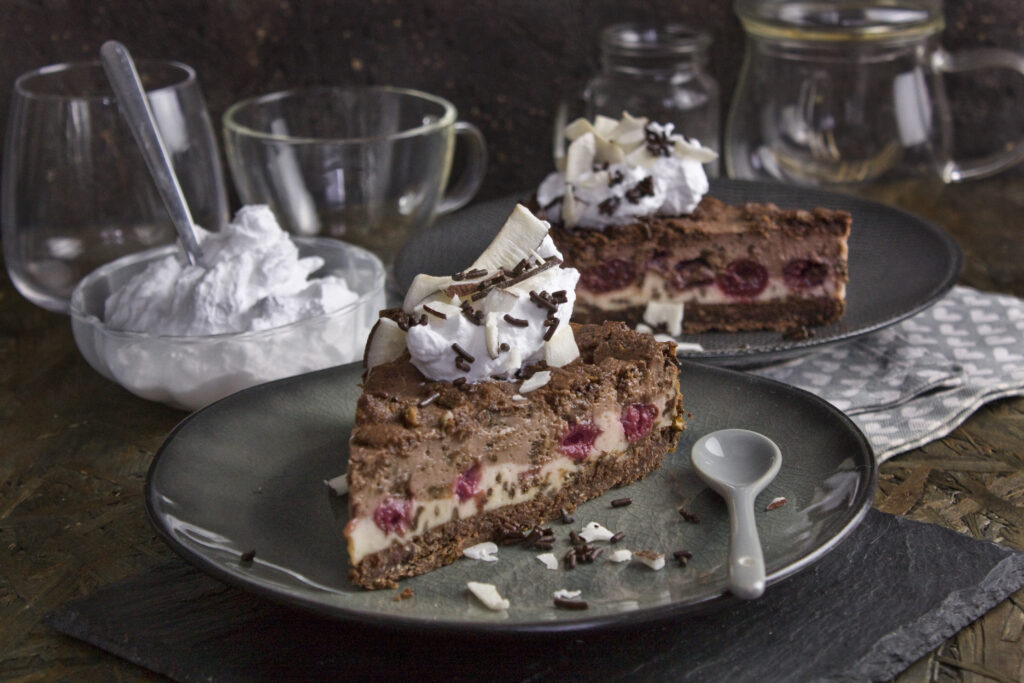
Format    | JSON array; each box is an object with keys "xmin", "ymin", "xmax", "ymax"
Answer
[{"xmin": 754, "ymin": 286, "xmax": 1024, "ymax": 462}]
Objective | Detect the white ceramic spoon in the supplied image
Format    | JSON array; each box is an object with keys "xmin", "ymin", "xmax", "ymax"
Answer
[{"xmin": 691, "ymin": 428, "xmax": 782, "ymax": 600}]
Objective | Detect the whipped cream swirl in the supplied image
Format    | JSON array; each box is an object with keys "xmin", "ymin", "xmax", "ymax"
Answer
[
  {"xmin": 536, "ymin": 113, "xmax": 717, "ymax": 229},
  {"xmin": 366, "ymin": 205, "xmax": 581, "ymax": 384}
]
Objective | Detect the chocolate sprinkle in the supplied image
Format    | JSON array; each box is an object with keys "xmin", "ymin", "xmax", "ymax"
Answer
[
  {"xmin": 611, "ymin": 497, "xmax": 632, "ymax": 508},
  {"xmin": 554, "ymin": 597, "xmax": 589, "ymax": 611},
  {"xmin": 455, "ymin": 357, "xmax": 471, "ymax": 372},
  {"xmin": 239, "ymin": 549, "xmax": 256, "ymax": 564},
  {"xmin": 503, "ymin": 314, "xmax": 529, "ymax": 327},
  {"xmin": 610, "ymin": 531, "xmax": 626, "ymax": 543},
  {"xmin": 499, "ymin": 342, "xmax": 510, "ymax": 352},
  {"xmin": 452, "ymin": 343, "xmax": 475, "ymax": 363},
  {"xmin": 422, "ymin": 305, "xmax": 447, "ymax": 320},
  {"xmin": 679, "ymin": 507, "xmax": 701, "ymax": 523},
  {"xmin": 543, "ymin": 317, "xmax": 559, "ymax": 341}
]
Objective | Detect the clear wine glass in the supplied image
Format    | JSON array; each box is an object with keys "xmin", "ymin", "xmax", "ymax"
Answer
[{"xmin": 2, "ymin": 59, "xmax": 227, "ymax": 313}]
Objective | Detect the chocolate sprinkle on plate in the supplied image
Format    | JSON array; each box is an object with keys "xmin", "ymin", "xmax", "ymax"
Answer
[
  {"xmin": 554, "ymin": 597, "xmax": 589, "ymax": 610},
  {"xmin": 611, "ymin": 497, "xmax": 632, "ymax": 508}
]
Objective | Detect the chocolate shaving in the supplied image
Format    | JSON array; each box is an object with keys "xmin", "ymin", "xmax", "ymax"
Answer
[
  {"xmin": 625, "ymin": 176, "xmax": 655, "ymax": 204},
  {"xmin": 644, "ymin": 123, "xmax": 673, "ymax": 157},
  {"xmin": 598, "ymin": 196, "xmax": 620, "ymax": 216}
]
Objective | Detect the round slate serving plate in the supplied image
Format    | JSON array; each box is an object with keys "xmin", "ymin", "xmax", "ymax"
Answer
[
  {"xmin": 146, "ymin": 360, "xmax": 876, "ymax": 633},
  {"xmin": 394, "ymin": 179, "xmax": 963, "ymax": 367}
]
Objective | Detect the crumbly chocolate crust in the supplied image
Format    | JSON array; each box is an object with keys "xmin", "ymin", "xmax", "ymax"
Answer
[
  {"xmin": 574, "ymin": 297, "xmax": 847, "ymax": 334},
  {"xmin": 347, "ymin": 321, "xmax": 684, "ymax": 589}
]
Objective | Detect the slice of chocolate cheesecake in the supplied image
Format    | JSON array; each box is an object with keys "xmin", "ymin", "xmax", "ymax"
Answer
[
  {"xmin": 551, "ymin": 196, "xmax": 851, "ymax": 334},
  {"xmin": 344, "ymin": 205, "xmax": 685, "ymax": 589},
  {"xmin": 534, "ymin": 113, "xmax": 850, "ymax": 334}
]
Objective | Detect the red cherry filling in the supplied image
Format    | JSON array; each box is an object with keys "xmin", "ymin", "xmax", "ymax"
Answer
[
  {"xmin": 579, "ymin": 259, "xmax": 637, "ymax": 293},
  {"xmin": 669, "ymin": 258, "xmax": 715, "ymax": 291},
  {"xmin": 373, "ymin": 495, "xmax": 412, "ymax": 534},
  {"xmin": 560, "ymin": 422, "xmax": 601, "ymax": 461},
  {"xmin": 783, "ymin": 259, "xmax": 829, "ymax": 290},
  {"xmin": 716, "ymin": 259, "xmax": 768, "ymax": 299},
  {"xmin": 621, "ymin": 403, "xmax": 659, "ymax": 441},
  {"xmin": 454, "ymin": 464, "xmax": 482, "ymax": 502}
]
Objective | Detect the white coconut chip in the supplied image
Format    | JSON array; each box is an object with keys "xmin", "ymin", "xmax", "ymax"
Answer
[
  {"xmin": 536, "ymin": 553, "xmax": 559, "ymax": 570},
  {"xmin": 675, "ymin": 341, "xmax": 705, "ymax": 353},
  {"xmin": 634, "ymin": 550, "xmax": 666, "ymax": 570},
  {"xmin": 643, "ymin": 301, "xmax": 685, "ymax": 337},
  {"xmin": 324, "ymin": 473, "xmax": 348, "ymax": 496},
  {"xmin": 467, "ymin": 581, "xmax": 510, "ymax": 611},
  {"xmin": 609, "ymin": 549, "xmax": 633, "ymax": 563},
  {"xmin": 519, "ymin": 370, "xmax": 551, "ymax": 394},
  {"xmin": 579, "ymin": 521, "xmax": 615, "ymax": 543},
  {"xmin": 553, "ymin": 589, "xmax": 582, "ymax": 600},
  {"xmin": 463, "ymin": 542, "xmax": 499, "ymax": 562}
]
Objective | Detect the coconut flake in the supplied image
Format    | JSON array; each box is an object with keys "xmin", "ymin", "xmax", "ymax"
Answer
[
  {"xmin": 580, "ymin": 521, "xmax": 615, "ymax": 543},
  {"xmin": 519, "ymin": 370, "xmax": 551, "ymax": 393},
  {"xmin": 536, "ymin": 553, "xmax": 559, "ymax": 570},
  {"xmin": 634, "ymin": 550, "xmax": 666, "ymax": 570},
  {"xmin": 643, "ymin": 301, "xmax": 685, "ymax": 337},
  {"xmin": 609, "ymin": 549, "xmax": 633, "ymax": 563},
  {"xmin": 553, "ymin": 589, "xmax": 582, "ymax": 600},
  {"xmin": 467, "ymin": 581, "xmax": 510, "ymax": 611},
  {"xmin": 675, "ymin": 341, "xmax": 705, "ymax": 353},
  {"xmin": 463, "ymin": 542, "xmax": 499, "ymax": 562},
  {"xmin": 324, "ymin": 473, "xmax": 348, "ymax": 496}
]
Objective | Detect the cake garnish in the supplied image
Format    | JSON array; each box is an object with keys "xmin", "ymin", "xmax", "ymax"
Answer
[
  {"xmin": 579, "ymin": 521, "xmax": 615, "ymax": 543},
  {"xmin": 366, "ymin": 205, "xmax": 581, "ymax": 385},
  {"xmin": 537, "ymin": 112, "xmax": 718, "ymax": 228},
  {"xmin": 634, "ymin": 549, "xmax": 666, "ymax": 570},
  {"xmin": 462, "ymin": 541, "xmax": 499, "ymax": 562},
  {"xmin": 609, "ymin": 549, "xmax": 633, "ymax": 563},
  {"xmin": 466, "ymin": 581, "xmax": 510, "ymax": 611},
  {"xmin": 536, "ymin": 553, "xmax": 559, "ymax": 570}
]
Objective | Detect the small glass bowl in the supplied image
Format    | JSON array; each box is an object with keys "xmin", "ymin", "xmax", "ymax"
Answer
[{"xmin": 69, "ymin": 237, "xmax": 385, "ymax": 411}]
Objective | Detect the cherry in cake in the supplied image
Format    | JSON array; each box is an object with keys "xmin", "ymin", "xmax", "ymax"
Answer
[{"xmin": 345, "ymin": 205, "xmax": 685, "ymax": 589}]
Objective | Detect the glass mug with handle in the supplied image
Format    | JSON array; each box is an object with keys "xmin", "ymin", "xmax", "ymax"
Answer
[
  {"xmin": 2, "ymin": 60, "xmax": 228, "ymax": 313},
  {"xmin": 223, "ymin": 86, "xmax": 487, "ymax": 273},
  {"xmin": 725, "ymin": 0, "xmax": 1024, "ymax": 187}
]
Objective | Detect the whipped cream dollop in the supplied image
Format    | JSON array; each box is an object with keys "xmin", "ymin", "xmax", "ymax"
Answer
[
  {"xmin": 105, "ymin": 205, "xmax": 358, "ymax": 336},
  {"xmin": 365, "ymin": 205, "xmax": 581, "ymax": 384},
  {"xmin": 536, "ymin": 112, "xmax": 717, "ymax": 229}
]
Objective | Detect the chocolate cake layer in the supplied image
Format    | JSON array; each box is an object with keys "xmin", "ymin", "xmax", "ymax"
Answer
[{"xmin": 346, "ymin": 322, "xmax": 684, "ymax": 589}]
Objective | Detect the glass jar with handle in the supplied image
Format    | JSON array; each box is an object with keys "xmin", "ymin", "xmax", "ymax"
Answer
[{"xmin": 725, "ymin": 0, "xmax": 1024, "ymax": 187}]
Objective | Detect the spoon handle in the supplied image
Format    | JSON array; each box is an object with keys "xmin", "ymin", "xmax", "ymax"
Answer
[
  {"xmin": 99, "ymin": 40, "xmax": 203, "ymax": 266},
  {"xmin": 727, "ymin": 488, "xmax": 766, "ymax": 600}
]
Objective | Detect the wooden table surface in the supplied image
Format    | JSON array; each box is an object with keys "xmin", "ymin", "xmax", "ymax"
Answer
[{"xmin": 2, "ymin": 174, "xmax": 1023, "ymax": 680}]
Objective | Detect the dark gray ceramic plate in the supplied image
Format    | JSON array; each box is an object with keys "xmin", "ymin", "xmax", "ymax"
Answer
[
  {"xmin": 146, "ymin": 360, "xmax": 876, "ymax": 633},
  {"xmin": 395, "ymin": 179, "xmax": 963, "ymax": 367}
]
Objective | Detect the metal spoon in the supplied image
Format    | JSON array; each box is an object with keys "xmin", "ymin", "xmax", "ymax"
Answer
[
  {"xmin": 100, "ymin": 40, "xmax": 203, "ymax": 265},
  {"xmin": 691, "ymin": 429, "xmax": 782, "ymax": 600}
]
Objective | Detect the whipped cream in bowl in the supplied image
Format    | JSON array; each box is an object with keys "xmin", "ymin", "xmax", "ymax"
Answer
[{"xmin": 70, "ymin": 205, "xmax": 385, "ymax": 411}]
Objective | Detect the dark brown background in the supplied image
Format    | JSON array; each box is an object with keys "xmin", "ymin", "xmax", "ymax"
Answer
[{"xmin": 3, "ymin": 0, "xmax": 1023, "ymax": 203}]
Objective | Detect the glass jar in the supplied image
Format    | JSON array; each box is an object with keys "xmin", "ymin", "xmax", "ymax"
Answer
[
  {"xmin": 725, "ymin": 0, "xmax": 1024, "ymax": 187},
  {"xmin": 584, "ymin": 23, "xmax": 721, "ymax": 176}
]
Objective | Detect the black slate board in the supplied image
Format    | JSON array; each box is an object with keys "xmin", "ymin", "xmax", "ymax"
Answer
[{"xmin": 45, "ymin": 510, "xmax": 1024, "ymax": 682}]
